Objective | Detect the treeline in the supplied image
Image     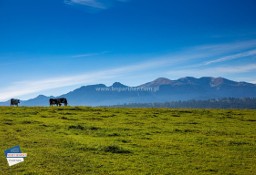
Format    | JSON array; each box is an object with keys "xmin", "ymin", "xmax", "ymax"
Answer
[{"xmin": 113, "ymin": 98, "xmax": 256, "ymax": 109}]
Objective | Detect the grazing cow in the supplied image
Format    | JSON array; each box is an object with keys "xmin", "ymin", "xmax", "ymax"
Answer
[
  {"xmin": 10, "ymin": 98, "xmax": 20, "ymax": 106},
  {"xmin": 49, "ymin": 98, "xmax": 58, "ymax": 106},
  {"xmin": 49, "ymin": 98, "xmax": 68, "ymax": 106},
  {"xmin": 59, "ymin": 98, "xmax": 68, "ymax": 106}
]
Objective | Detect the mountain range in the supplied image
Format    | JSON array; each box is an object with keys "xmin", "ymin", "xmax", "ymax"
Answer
[{"xmin": 1, "ymin": 77, "xmax": 256, "ymax": 106}]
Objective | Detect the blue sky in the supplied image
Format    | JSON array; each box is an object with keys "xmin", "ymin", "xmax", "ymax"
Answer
[{"xmin": 0, "ymin": 0, "xmax": 256, "ymax": 101}]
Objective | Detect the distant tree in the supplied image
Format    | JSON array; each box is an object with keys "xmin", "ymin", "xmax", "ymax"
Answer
[{"xmin": 112, "ymin": 98, "xmax": 256, "ymax": 109}]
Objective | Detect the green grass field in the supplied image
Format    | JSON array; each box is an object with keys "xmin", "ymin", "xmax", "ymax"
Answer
[{"xmin": 0, "ymin": 107, "xmax": 255, "ymax": 175}]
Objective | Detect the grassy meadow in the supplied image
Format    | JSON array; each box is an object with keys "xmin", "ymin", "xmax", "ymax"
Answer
[{"xmin": 0, "ymin": 107, "xmax": 255, "ymax": 175}]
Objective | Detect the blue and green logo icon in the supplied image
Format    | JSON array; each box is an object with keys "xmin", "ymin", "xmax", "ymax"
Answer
[{"xmin": 4, "ymin": 145, "xmax": 27, "ymax": 166}]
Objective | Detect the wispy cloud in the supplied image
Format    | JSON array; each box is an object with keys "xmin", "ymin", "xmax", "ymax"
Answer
[
  {"xmin": 0, "ymin": 58, "xmax": 172, "ymax": 101},
  {"xmin": 64, "ymin": 0, "xmax": 129, "ymax": 10},
  {"xmin": 71, "ymin": 51, "xmax": 109, "ymax": 58},
  {"xmin": 192, "ymin": 39, "xmax": 256, "ymax": 54},
  {"xmin": 215, "ymin": 64, "xmax": 256, "ymax": 73},
  {"xmin": 1, "ymin": 39, "xmax": 256, "ymax": 101},
  {"xmin": 164, "ymin": 40, "xmax": 256, "ymax": 80},
  {"xmin": 65, "ymin": 0, "xmax": 107, "ymax": 9},
  {"xmin": 204, "ymin": 49, "xmax": 256, "ymax": 65},
  {"xmin": 166, "ymin": 64, "xmax": 256, "ymax": 80}
]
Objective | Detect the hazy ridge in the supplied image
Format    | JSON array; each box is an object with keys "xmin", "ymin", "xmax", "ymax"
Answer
[{"xmin": 1, "ymin": 77, "xmax": 256, "ymax": 107}]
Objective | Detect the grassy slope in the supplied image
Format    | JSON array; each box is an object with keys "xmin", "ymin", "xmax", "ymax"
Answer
[{"xmin": 0, "ymin": 107, "xmax": 255, "ymax": 175}]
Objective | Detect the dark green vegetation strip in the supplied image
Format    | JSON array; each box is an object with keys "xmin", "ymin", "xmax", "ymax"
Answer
[{"xmin": 0, "ymin": 107, "xmax": 255, "ymax": 175}]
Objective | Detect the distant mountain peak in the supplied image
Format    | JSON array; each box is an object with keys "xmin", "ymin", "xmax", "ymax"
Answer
[
  {"xmin": 179, "ymin": 76, "xmax": 198, "ymax": 82},
  {"xmin": 139, "ymin": 77, "xmax": 173, "ymax": 88},
  {"xmin": 37, "ymin": 95, "xmax": 48, "ymax": 98},
  {"xmin": 153, "ymin": 77, "xmax": 172, "ymax": 83},
  {"xmin": 180, "ymin": 76, "xmax": 196, "ymax": 80},
  {"xmin": 111, "ymin": 82, "xmax": 127, "ymax": 88},
  {"xmin": 29, "ymin": 95, "xmax": 49, "ymax": 100}
]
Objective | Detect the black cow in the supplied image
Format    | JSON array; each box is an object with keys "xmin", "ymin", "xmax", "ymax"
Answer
[
  {"xmin": 49, "ymin": 98, "xmax": 68, "ymax": 106},
  {"xmin": 10, "ymin": 98, "xmax": 20, "ymax": 106}
]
